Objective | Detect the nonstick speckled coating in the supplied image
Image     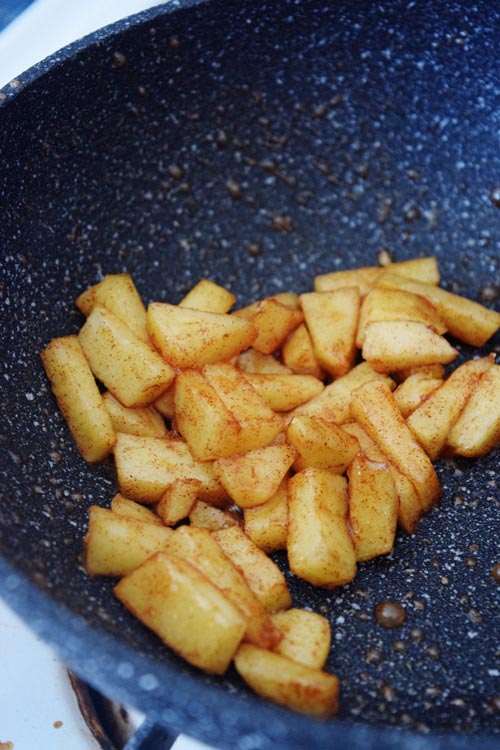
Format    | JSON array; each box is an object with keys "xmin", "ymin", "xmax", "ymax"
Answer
[{"xmin": 0, "ymin": 1, "xmax": 499, "ymax": 748}]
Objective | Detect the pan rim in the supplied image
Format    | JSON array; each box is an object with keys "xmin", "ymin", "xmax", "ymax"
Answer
[
  {"xmin": 0, "ymin": 0, "xmax": 207, "ymax": 103},
  {"xmin": 0, "ymin": 1, "xmax": 499, "ymax": 746},
  {"xmin": 1, "ymin": 554, "xmax": 498, "ymax": 750}
]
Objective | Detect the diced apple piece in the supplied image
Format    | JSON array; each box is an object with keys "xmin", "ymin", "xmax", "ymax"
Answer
[
  {"xmin": 189, "ymin": 500, "xmax": 242, "ymax": 530},
  {"xmin": 286, "ymin": 415, "xmax": 359, "ymax": 473},
  {"xmin": 102, "ymin": 391, "xmax": 167, "ymax": 437},
  {"xmin": 234, "ymin": 644, "xmax": 339, "ymax": 719},
  {"xmin": 113, "ymin": 432, "xmax": 226, "ymax": 504},
  {"xmin": 300, "ymin": 287, "xmax": 360, "ymax": 378},
  {"xmin": 243, "ymin": 480, "xmax": 289, "ymax": 553},
  {"xmin": 76, "ymin": 273, "xmax": 148, "ymax": 342},
  {"xmin": 407, "ymin": 355, "xmax": 494, "ymax": 460},
  {"xmin": 342, "ymin": 421, "xmax": 423, "ymax": 533},
  {"xmin": 314, "ymin": 256, "xmax": 440, "ymax": 295},
  {"xmin": 356, "ymin": 287, "xmax": 447, "ymax": 347},
  {"xmin": 395, "ymin": 363, "xmax": 446, "ymax": 382},
  {"xmin": 110, "ymin": 493, "xmax": 164, "ymax": 526},
  {"xmin": 350, "ymin": 379, "xmax": 441, "ymax": 512},
  {"xmin": 271, "ymin": 292, "xmax": 301, "ymax": 309},
  {"xmin": 376, "ymin": 272, "xmax": 500, "ymax": 346},
  {"xmin": 165, "ymin": 526, "xmax": 281, "ymax": 649},
  {"xmin": 178, "ymin": 278, "xmax": 236, "ymax": 313},
  {"xmin": 202, "ymin": 363, "xmax": 284, "ymax": 452},
  {"xmin": 41, "ymin": 335, "xmax": 116, "ymax": 463},
  {"xmin": 290, "ymin": 362, "xmax": 394, "ymax": 425},
  {"xmin": 446, "ymin": 364, "xmax": 500, "ymax": 457},
  {"xmin": 115, "ymin": 552, "xmax": 246, "ymax": 674},
  {"xmin": 156, "ymin": 478, "xmax": 200, "ymax": 526},
  {"xmin": 393, "ymin": 373, "xmax": 443, "ymax": 418},
  {"xmin": 287, "ymin": 468, "xmax": 356, "ymax": 588},
  {"xmin": 174, "ymin": 368, "xmax": 242, "ymax": 461},
  {"xmin": 147, "ymin": 302, "xmax": 256, "ymax": 367},
  {"xmin": 241, "ymin": 373, "xmax": 324, "ymax": 412},
  {"xmin": 362, "ymin": 320, "xmax": 457, "ymax": 372},
  {"xmin": 348, "ymin": 453, "xmax": 398, "ymax": 561},
  {"xmin": 175, "ymin": 364, "xmax": 284, "ymax": 461},
  {"xmin": 281, "ymin": 322, "xmax": 324, "ymax": 379},
  {"xmin": 213, "ymin": 526, "xmax": 292, "ymax": 613},
  {"xmin": 237, "ymin": 348, "xmax": 292, "ymax": 374},
  {"xmin": 79, "ymin": 305, "xmax": 175, "ymax": 408},
  {"xmin": 215, "ymin": 444, "xmax": 296, "ymax": 508},
  {"xmin": 271, "ymin": 609, "xmax": 331, "ymax": 669},
  {"xmin": 386, "ymin": 256, "xmax": 440, "ymax": 284},
  {"xmin": 85, "ymin": 506, "xmax": 172, "ymax": 576},
  {"xmin": 233, "ymin": 297, "xmax": 303, "ymax": 354},
  {"xmin": 314, "ymin": 266, "xmax": 383, "ymax": 296}
]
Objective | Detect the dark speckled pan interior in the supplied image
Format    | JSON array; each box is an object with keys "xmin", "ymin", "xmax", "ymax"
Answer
[{"xmin": 1, "ymin": 1, "xmax": 499, "ymax": 748}]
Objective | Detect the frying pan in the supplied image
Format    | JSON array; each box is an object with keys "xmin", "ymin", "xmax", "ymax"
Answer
[{"xmin": 0, "ymin": 1, "xmax": 499, "ymax": 748}]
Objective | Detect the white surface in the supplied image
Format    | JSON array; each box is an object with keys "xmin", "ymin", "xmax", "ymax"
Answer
[
  {"xmin": 0, "ymin": 594, "xmax": 217, "ymax": 748},
  {"xmin": 0, "ymin": 4, "xmax": 218, "ymax": 748},
  {"xmin": 0, "ymin": 0, "xmax": 165, "ymax": 88},
  {"xmin": 0, "ymin": 597, "xmax": 103, "ymax": 750}
]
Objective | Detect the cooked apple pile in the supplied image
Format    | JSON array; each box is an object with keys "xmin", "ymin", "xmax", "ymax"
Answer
[{"xmin": 41, "ymin": 257, "xmax": 500, "ymax": 718}]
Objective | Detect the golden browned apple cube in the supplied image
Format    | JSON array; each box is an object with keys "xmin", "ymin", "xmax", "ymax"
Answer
[
  {"xmin": 153, "ymin": 384, "xmax": 176, "ymax": 420},
  {"xmin": 165, "ymin": 526, "xmax": 281, "ymax": 649},
  {"xmin": 76, "ymin": 273, "xmax": 148, "ymax": 342},
  {"xmin": 281, "ymin": 322, "xmax": 324, "ymax": 379},
  {"xmin": 147, "ymin": 302, "xmax": 256, "ymax": 368},
  {"xmin": 202, "ymin": 363, "xmax": 284, "ymax": 455},
  {"xmin": 356, "ymin": 286, "xmax": 447, "ymax": 347},
  {"xmin": 314, "ymin": 265, "xmax": 383, "ymax": 296},
  {"xmin": 233, "ymin": 644, "xmax": 339, "ymax": 719},
  {"xmin": 40, "ymin": 335, "xmax": 115, "ymax": 462},
  {"xmin": 155, "ymin": 478, "xmax": 201, "ymax": 526},
  {"xmin": 79, "ymin": 305, "xmax": 175, "ymax": 408},
  {"xmin": 384, "ymin": 255, "xmax": 440, "ymax": 284},
  {"xmin": 407, "ymin": 355, "xmax": 494, "ymax": 460},
  {"xmin": 178, "ymin": 278, "xmax": 236, "ymax": 313},
  {"xmin": 243, "ymin": 480, "xmax": 289, "ymax": 553},
  {"xmin": 286, "ymin": 415, "xmax": 359, "ymax": 473},
  {"xmin": 446, "ymin": 364, "xmax": 500, "ymax": 457},
  {"xmin": 271, "ymin": 608, "xmax": 331, "ymax": 669},
  {"xmin": 176, "ymin": 363, "xmax": 284, "ymax": 461},
  {"xmin": 362, "ymin": 320, "xmax": 457, "ymax": 372},
  {"xmin": 350, "ymin": 379, "xmax": 441, "ymax": 512},
  {"xmin": 241, "ymin": 373, "xmax": 324, "ymax": 412},
  {"xmin": 314, "ymin": 256, "xmax": 440, "ymax": 295},
  {"xmin": 102, "ymin": 391, "xmax": 167, "ymax": 438},
  {"xmin": 348, "ymin": 453, "xmax": 398, "ymax": 561},
  {"xmin": 174, "ymin": 368, "xmax": 241, "ymax": 461},
  {"xmin": 189, "ymin": 500, "xmax": 242, "ymax": 531},
  {"xmin": 214, "ymin": 443, "xmax": 296, "ymax": 508},
  {"xmin": 287, "ymin": 468, "xmax": 356, "ymax": 588},
  {"xmin": 376, "ymin": 272, "xmax": 500, "ymax": 346},
  {"xmin": 393, "ymin": 373, "xmax": 443, "ymax": 418},
  {"xmin": 395, "ymin": 363, "xmax": 446, "ymax": 381},
  {"xmin": 85, "ymin": 506, "xmax": 172, "ymax": 576},
  {"xmin": 342, "ymin": 421, "xmax": 423, "ymax": 534},
  {"xmin": 110, "ymin": 493, "xmax": 164, "ymax": 525},
  {"xmin": 290, "ymin": 361, "xmax": 394, "ymax": 425},
  {"xmin": 233, "ymin": 297, "xmax": 303, "ymax": 354},
  {"xmin": 213, "ymin": 526, "xmax": 292, "ymax": 613},
  {"xmin": 113, "ymin": 432, "xmax": 226, "ymax": 504},
  {"xmin": 237, "ymin": 348, "xmax": 292, "ymax": 374},
  {"xmin": 300, "ymin": 287, "xmax": 360, "ymax": 378},
  {"xmin": 115, "ymin": 552, "xmax": 246, "ymax": 674}
]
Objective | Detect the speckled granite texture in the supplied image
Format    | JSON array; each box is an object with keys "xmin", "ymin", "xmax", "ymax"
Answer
[{"xmin": 0, "ymin": 1, "xmax": 499, "ymax": 748}]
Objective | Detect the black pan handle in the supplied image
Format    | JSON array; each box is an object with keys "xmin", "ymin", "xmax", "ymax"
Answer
[{"xmin": 123, "ymin": 716, "xmax": 178, "ymax": 750}]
